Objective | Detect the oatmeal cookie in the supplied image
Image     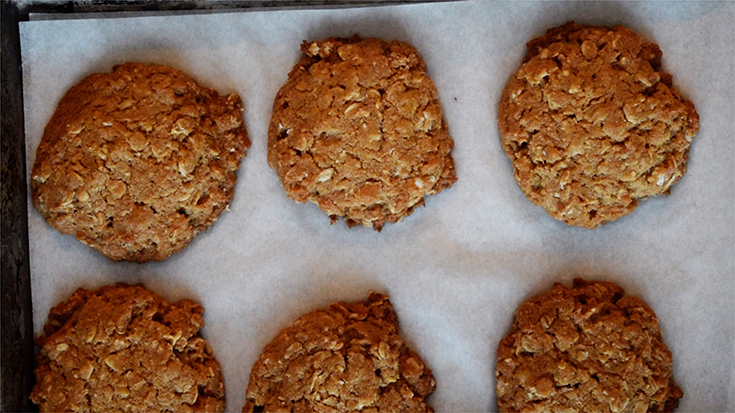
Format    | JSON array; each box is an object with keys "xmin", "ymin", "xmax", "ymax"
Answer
[
  {"xmin": 30, "ymin": 283, "xmax": 225, "ymax": 412},
  {"xmin": 268, "ymin": 36, "xmax": 456, "ymax": 230},
  {"xmin": 496, "ymin": 279, "xmax": 682, "ymax": 413},
  {"xmin": 498, "ymin": 22, "xmax": 699, "ymax": 228},
  {"xmin": 31, "ymin": 62, "xmax": 250, "ymax": 262},
  {"xmin": 242, "ymin": 292, "xmax": 436, "ymax": 412}
]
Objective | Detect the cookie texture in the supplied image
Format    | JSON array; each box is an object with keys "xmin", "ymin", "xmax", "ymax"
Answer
[
  {"xmin": 498, "ymin": 22, "xmax": 699, "ymax": 228},
  {"xmin": 242, "ymin": 292, "xmax": 436, "ymax": 412},
  {"xmin": 30, "ymin": 283, "xmax": 225, "ymax": 412},
  {"xmin": 268, "ymin": 36, "xmax": 456, "ymax": 230},
  {"xmin": 31, "ymin": 62, "xmax": 250, "ymax": 262},
  {"xmin": 496, "ymin": 279, "xmax": 682, "ymax": 413}
]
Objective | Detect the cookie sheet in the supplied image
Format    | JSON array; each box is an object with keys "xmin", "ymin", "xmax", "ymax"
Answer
[{"xmin": 20, "ymin": 1, "xmax": 734, "ymax": 411}]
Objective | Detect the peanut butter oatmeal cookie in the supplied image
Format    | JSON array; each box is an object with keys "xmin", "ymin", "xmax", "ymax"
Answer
[
  {"xmin": 268, "ymin": 36, "xmax": 456, "ymax": 230},
  {"xmin": 496, "ymin": 279, "xmax": 682, "ymax": 413},
  {"xmin": 30, "ymin": 283, "xmax": 225, "ymax": 412},
  {"xmin": 31, "ymin": 62, "xmax": 250, "ymax": 262},
  {"xmin": 498, "ymin": 22, "xmax": 699, "ymax": 228},
  {"xmin": 242, "ymin": 292, "xmax": 436, "ymax": 413}
]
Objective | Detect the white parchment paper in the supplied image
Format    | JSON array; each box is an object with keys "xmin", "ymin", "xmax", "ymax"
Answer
[{"xmin": 20, "ymin": 2, "xmax": 734, "ymax": 411}]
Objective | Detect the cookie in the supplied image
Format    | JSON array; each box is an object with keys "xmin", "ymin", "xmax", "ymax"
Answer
[
  {"xmin": 498, "ymin": 22, "xmax": 699, "ymax": 228},
  {"xmin": 30, "ymin": 283, "xmax": 225, "ymax": 412},
  {"xmin": 31, "ymin": 62, "xmax": 250, "ymax": 262},
  {"xmin": 496, "ymin": 279, "xmax": 682, "ymax": 413},
  {"xmin": 268, "ymin": 36, "xmax": 456, "ymax": 230},
  {"xmin": 242, "ymin": 292, "xmax": 436, "ymax": 412}
]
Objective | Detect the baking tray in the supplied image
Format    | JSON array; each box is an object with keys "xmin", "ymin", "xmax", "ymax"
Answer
[{"xmin": 3, "ymin": 1, "xmax": 734, "ymax": 412}]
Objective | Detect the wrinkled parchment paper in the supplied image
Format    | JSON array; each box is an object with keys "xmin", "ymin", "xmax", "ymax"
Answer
[{"xmin": 21, "ymin": 2, "xmax": 734, "ymax": 411}]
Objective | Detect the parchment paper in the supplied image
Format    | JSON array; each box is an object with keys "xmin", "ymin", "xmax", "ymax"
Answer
[{"xmin": 20, "ymin": 2, "xmax": 734, "ymax": 411}]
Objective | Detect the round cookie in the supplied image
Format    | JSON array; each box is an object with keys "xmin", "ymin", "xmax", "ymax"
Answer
[
  {"xmin": 242, "ymin": 292, "xmax": 436, "ymax": 412},
  {"xmin": 268, "ymin": 36, "xmax": 456, "ymax": 230},
  {"xmin": 30, "ymin": 283, "xmax": 225, "ymax": 412},
  {"xmin": 495, "ymin": 279, "xmax": 682, "ymax": 413},
  {"xmin": 498, "ymin": 22, "xmax": 699, "ymax": 228},
  {"xmin": 31, "ymin": 62, "xmax": 250, "ymax": 262}
]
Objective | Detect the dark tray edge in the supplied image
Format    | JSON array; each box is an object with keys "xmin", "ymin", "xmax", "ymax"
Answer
[{"xmin": 1, "ymin": 1, "xmax": 34, "ymax": 411}]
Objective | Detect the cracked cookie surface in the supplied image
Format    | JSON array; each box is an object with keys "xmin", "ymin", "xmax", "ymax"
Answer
[
  {"xmin": 496, "ymin": 279, "xmax": 682, "ymax": 413},
  {"xmin": 498, "ymin": 22, "xmax": 699, "ymax": 228},
  {"xmin": 31, "ymin": 62, "xmax": 250, "ymax": 262},
  {"xmin": 242, "ymin": 292, "xmax": 436, "ymax": 413},
  {"xmin": 268, "ymin": 36, "xmax": 456, "ymax": 230},
  {"xmin": 30, "ymin": 283, "xmax": 225, "ymax": 412}
]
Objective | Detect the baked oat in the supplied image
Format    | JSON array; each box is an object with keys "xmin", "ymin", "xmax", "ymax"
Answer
[
  {"xmin": 268, "ymin": 36, "xmax": 456, "ymax": 230},
  {"xmin": 31, "ymin": 62, "xmax": 250, "ymax": 262},
  {"xmin": 498, "ymin": 22, "xmax": 699, "ymax": 228},
  {"xmin": 30, "ymin": 283, "xmax": 225, "ymax": 412},
  {"xmin": 242, "ymin": 292, "xmax": 436, "ymax": 412},
  {"xmin": 496, "ymin": 278, "xmax": 682, "ymax": 413}
]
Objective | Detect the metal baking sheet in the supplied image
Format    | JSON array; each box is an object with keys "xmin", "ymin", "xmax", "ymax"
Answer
[{"xmin": 17, "ymin": 1, "xmax": 735, "ymax": 411}]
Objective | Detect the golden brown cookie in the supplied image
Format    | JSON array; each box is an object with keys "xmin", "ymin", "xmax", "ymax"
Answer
[
  {"xmin": 30, "ymin": 283, "xmax": 225, "ymax": 412},
  {"xmin": 242, "ymin": 292, "xmax": 436, "ymax": 412},
  {"xmin": 31, "ymin": 62, "xmax": 250, "ymax": 262},
  {"xmin": 495, "ymin": 279, "xmax": 682, "ymax": 413},
  {"xmin": 268, "ymin": 36, "xmax": 456, "ymax": 230},
  {"xmin": 498, "ymin": 22, "xmax": 699, "ymax": 228}
]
